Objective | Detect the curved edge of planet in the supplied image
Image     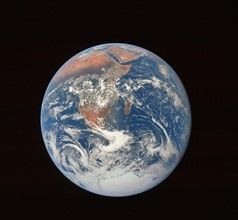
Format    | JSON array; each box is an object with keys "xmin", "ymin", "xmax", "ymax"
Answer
[{"xmin": 40, "ymin": 43, "xmax": 192, "ymax": 197}]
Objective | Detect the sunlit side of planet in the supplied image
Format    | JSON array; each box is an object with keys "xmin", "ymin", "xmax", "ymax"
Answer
[{"xmin": 41, "ymin": 43, "xmax": 191, "ymax": 197}]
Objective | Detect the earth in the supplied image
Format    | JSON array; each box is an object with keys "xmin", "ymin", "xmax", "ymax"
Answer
[{"xmin": 41, "ymin": 43, "xmax": 191, "ymax": 197}]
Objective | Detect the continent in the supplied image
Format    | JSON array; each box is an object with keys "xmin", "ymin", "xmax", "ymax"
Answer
[
  {"xmin": 55, "ymin": 51, "xmax": 113, "ymax": 80},
  {"xmin": 78, "ymin": 107, "xmax": 110, "ymax": 128},
  {"xmin": 55, "ymin": 46, "xmax": 140, "ymax": 81},
  {"xmin": 74, "ymin": 47, "xmax": 140, "ymax": 129},
  {"xmin": 108, "ymin": 46, "xmax": 139, "ymax": 63}
]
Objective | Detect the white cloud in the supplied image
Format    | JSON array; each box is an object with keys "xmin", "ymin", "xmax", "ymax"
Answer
[{"xmin": 159, "ymin": 64, "xmax": 169, "ymax": 77}]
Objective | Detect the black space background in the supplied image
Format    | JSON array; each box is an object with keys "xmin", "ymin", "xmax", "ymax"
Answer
[{"xmin": 1, "ymin": 0, "xmax": 238, "ymax": 219}]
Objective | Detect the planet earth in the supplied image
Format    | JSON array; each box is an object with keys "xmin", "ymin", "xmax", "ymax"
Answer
[{"xmin": 41, "ymin": 43, "xmax": 191, "ymax": 197}]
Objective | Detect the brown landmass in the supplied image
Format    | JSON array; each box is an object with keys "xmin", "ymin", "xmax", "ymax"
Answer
[
  {"xmin": 124, "ymin": 100, "xmax": 132, "ymax": 115},
  {"xmin": 55, "ymin": 46, "xmax": 140, "ymax": 129},
  {"xmin": 78, "ymin": 107, "xmax": 110, "ymax": 128},
  {"xmin": 55, "ymin": 51, "xmax": 113, "ymax": 80},
  {"xmin": 108, "ymin": 46, "xmax": 138, "ymax": 63},
  {"xmin": 55, "ymin": 46, "xmax": 139, "ymax": 81}
]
